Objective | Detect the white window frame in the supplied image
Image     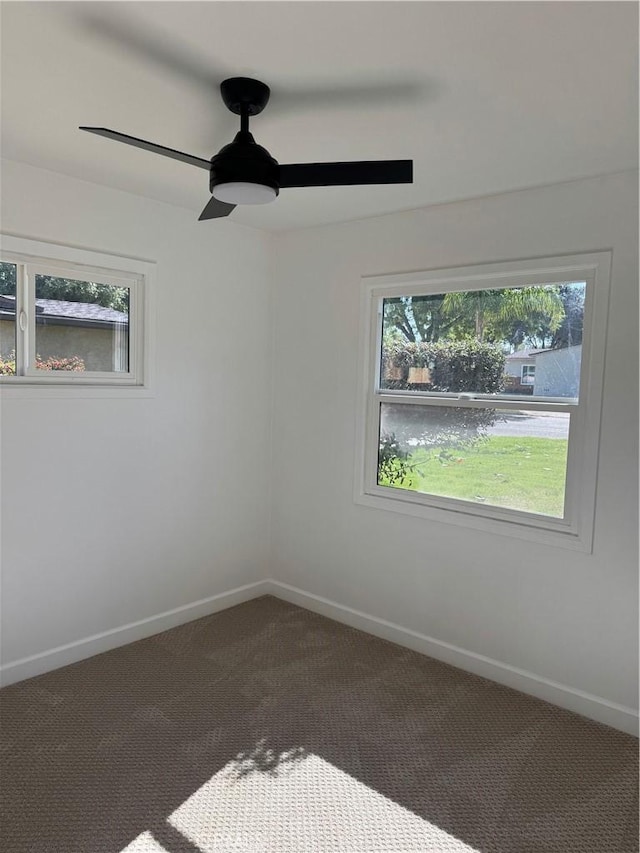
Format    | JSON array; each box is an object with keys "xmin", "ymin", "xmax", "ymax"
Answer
[
  {"xmin": 355, "ymin": 252, "xmax": 612, "ymax": 553},
  {"xmin": 0, "ymin": 234, "xmax": 155, "ymax": 396},
  {"xmin": 521, "ymin": 364, "xmax": 536, "ymax": 385}
]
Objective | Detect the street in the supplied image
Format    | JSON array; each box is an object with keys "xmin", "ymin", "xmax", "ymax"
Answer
[{"xmin": 486, "ymin": 411, "xmax": 569, "ymax": 439}]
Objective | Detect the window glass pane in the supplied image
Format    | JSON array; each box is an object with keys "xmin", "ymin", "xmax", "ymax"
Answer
[
  {"xmin": 34, "ymin": 275, "xmax": 129, "ymax": 373},
  {"xmin": 378, "ymin": 403, "xmax": 570, "ymax": 518},
  {"xmin": 0, "ymin": 262, "xmax": 17, "ymax": 375},
  {"xmin": 380, "ymin": 283, "xmax": 585, "ymax": 400}
]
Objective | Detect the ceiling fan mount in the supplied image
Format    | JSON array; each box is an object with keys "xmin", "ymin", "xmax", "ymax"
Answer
[
  {"xmin": 211, "ymin": 78, "xmax": 279, "ymax": 202},
  {"xmin": 80, "ymin": 75, "xmax": 413, "ymax": 220},
  {"xmin": 220, "ymin": 77, "xmax": 271, "ymax": 117}
]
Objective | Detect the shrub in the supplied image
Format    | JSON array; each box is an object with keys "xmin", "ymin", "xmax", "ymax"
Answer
[
  {"xmin": 0, "ymin": 353, "xmax": 16, "ymax": 375},
  {"xmin": 36, "ymin": 354, "xmax": 85, "ymax": 372},
  {"xmin": 0, "ymin": 351, "xmax": 85, "ymax": 374},
  {"xmin": 378, "ymin": 432, "xmax": 414, "ymax": 487},
  {"xmin": 381, "ymin": 339, "xmax": 505, "ymax": 393}
]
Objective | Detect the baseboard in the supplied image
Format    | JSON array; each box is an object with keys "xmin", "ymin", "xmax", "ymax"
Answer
[
  {"xmin": 3, "ymin": 577, "xmax": 637, "ymax": 737},
  {"xmin": 268, "ymin": 580, "xmax": 639, "ymax": 737},
  {"xmin": 0, "ymin": 580, "xmax": 271, "ymax": 688}
]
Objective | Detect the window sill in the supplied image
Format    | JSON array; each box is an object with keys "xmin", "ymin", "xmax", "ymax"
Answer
[
  {"xmin": 354, "ymin": 488, "xmax": 593, "ymax": 553},
  {"xmin": 0, "ymin": 381, "xmax": 154, "ymax": 399}
]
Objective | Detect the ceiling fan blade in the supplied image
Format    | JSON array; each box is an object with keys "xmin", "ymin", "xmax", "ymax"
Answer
[
  {"xmin": 78, "ymin": 11, "xmax": 229, "ymax": 92},
  {"xmin": 79, "ymin": 128, "xmax": 211, "ymax": 170},
  {"xmin": 198, "ymin": 196, "xmax": 236, "ymax": 220},
  {"xmin": 271, "ymin": 81, "xmax": 428, "ymax": 117},
  {"xmin": 278, "ymin": 160, "xmax": 413, "ymax": 188}
]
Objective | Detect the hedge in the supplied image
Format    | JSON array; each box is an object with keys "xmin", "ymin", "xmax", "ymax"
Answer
[{"xmin": 381, "ymin": 339, "xmax": 505, "ymax": 393}]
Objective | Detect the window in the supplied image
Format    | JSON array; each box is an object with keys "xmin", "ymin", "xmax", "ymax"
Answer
[
  {"xmin": 0, "ymin": 235, "xmax": 152, "ymax": 388},
  {"xmin": 521, "ymin": 364, "xmax": 536, "ymax": 385},
  {"xmin": 356, "ymin": 253, "xmax": 611, "ymax": 551}
]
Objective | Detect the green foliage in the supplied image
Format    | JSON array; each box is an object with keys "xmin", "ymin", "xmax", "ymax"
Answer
[
  {"xmin": 0, "ymin": 352, "xmax": 15, "ymax": 375},
  {"xmin": 441, "ymin": 286, "xmax": 564, "ymax": 343},
  {"xmin": 551, "ymin": 284, "xmax": 585, "ymax": 349},
  {"xmin": 0, "ymin": 350, "xmax": 85, "ymax": 375},
  {"xmin": 0, "ymin": 262, "xmax": 17, "ymax": 295},
  {"xmin": 0, "ymin": 262, "xmax": 128, "ymax": 312},
  {"xmin": 383, "ymin": 294, "xmax": 454, "ymax": 343},
  {"xmin": 36, "ymin": 354, "xmax": 85, "ymax": 372},
  {"xmin": 384, "ymin": 286, "xmax": 566, "ymax": 346},
  {"xmin": 382, "ymin": 339, "xmax": 506, "ymax": 393},
  {"xmin": 378, "ymin": 433, "xmax": 414, "ymax": 487},
  {"xmin": 36, "ymin": 277, "xmax": 129, "ymax": 312}
]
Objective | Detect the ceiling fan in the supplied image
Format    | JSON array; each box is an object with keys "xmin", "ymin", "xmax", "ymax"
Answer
[{"xmin": 80, "ymin": 77, "xmax": 413, "ymax": 220}]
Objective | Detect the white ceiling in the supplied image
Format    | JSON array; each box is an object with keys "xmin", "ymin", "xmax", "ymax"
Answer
[{"xmin": 1, "ymin": 1, "xmax": 637, "ymax": 232}]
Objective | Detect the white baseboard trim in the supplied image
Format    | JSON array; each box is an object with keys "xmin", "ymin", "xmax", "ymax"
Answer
[
  {"xmin": 268, "ymin": 580, "xmax": 639, "ymax": 737},
  {"xmin": 0, "ymin": 580, "xmax": 271, "ymax": 688},
  {"xmin": 3, "ymin": 577, "xmax": 637, "ymax": 737}
]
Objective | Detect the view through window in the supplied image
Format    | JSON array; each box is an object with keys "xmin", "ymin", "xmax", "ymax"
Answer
[
  {"xmin": 0, "ymin": 262, "xmax": 17, "ymax": 375},
  {"xmin": 33, "ymin": 273, "xmax": 130, "ymax": 374},
  {"xmin": 376, "ymin": 282, "xmax": 585, "ymax": 519},
  {"xmin": 0, "ymin": 260, "xmax": 135, "ymax": 381}
]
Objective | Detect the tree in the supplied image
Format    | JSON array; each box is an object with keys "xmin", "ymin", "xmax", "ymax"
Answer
[
  {"xmin": 491, "ymin": 284, "xmax": 582, "ymax": 350},
  {"xmin": 0, "ymin": 262, "xmax": 16, "ymax": 295},
  {"xmin": 383, "ymin": 286, "xmax": 565, "ymax": 347},
  {"xmin": 440, "ymin": 286, "xmax": 564, "ymax": 344},
  {"xmin": 383, "ymin": 294, "xmax": 460, "ymax": 343},
  {"xmin": 551, "ymin": 284, "xmax": 585, "ymax": 349},
  {"xmin": 0, "ymin": 262, "xmax": 128, "ymax": 312}
]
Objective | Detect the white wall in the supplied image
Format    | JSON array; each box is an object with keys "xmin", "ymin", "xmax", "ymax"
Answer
[
  {"xmin": 1, "ymin": 162, "xmax": 637, "ymax": 730},
  {"xmin": 270, "ymin": 171, "xmax": 638, "ymax": 715},
  {"xmin": 0, "ymin": 159, "xmax": 273, "ymax": 668}
]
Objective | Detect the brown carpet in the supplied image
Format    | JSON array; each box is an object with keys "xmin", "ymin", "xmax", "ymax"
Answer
[{"xmin": 1, "ymin": 595, "xmax": 637, "ymax": 853}]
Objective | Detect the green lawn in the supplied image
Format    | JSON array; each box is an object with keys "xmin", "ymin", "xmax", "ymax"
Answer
[{"xmin": 382, "ymin": 436, "xmax": 568, "ymax": 517}]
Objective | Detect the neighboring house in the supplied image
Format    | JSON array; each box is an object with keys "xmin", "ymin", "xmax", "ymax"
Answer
[
  {"xmin": 533, "ymin": 344, "xmax": 583, "ymax": 398},
  {"xmin": 503, "ymin": 347, "xmax": 548, "ymax": 394},
  {"xmin": 503, "ymin": 344, "xmax": 583, "ymax": 398},
  {"xmin": 0, "ymin": 294, "xmax": 128, "ymax": 372}
]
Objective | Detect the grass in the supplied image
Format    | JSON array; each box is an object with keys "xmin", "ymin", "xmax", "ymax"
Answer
[{"xmin": 382, "ymin": 436, "xmax": 568, "ymax": 517}]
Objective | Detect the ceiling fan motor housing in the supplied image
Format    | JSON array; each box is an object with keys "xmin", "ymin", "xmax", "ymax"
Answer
[{"xmin": 209, "ymin": 131, "xmax": 280, "ymax": 196}]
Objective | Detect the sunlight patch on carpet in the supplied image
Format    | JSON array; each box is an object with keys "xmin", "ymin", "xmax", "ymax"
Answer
[
  {"xmin": 120, "ymin": 831, "xmax": 168, "ymax": 852},
  {"xmin": 119, "ymin": 745, "xmax": 480, "ymax": 852}
]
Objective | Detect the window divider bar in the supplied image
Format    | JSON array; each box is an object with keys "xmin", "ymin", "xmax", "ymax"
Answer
[
  {"xmin": 375, "ymin": 393, "xmax": 577, "ymax": 413},
  {"xmin": 15, "ymin": 262, "xmax": 27, "ymax": 376}
]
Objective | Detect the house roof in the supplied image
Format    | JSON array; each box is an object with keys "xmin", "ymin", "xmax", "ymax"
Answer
[
  {"xmin": 505, "ymin": 347, "xmax": 550, "ymax": 361},
  {"xmin": 0, "ymin": 294, "xmax": 128, "ymax": 329},
  {"xmin": 534, "ymin": 344, "xmax": 582, "ymax": 358}
]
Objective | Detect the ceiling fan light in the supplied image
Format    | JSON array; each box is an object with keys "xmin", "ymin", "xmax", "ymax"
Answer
[{"xmin": 212, "ymin": 181, "xmax": 277, "ymax": 205}]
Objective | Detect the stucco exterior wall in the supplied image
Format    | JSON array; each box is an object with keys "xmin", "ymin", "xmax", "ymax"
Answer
[
  {"xmin": 0, "ymin": 319, "xmax": 15, "ymax": 359},
  {"xmin": 0, "ymin": 319, "xmax": 126, "ymax": 372},
  {"xmin": 504, "ymin": 357, "xmax": 534, "ymax": 378},
  {"xmin": 534, "ymin": 345, "xmax": 582, "ymax": 398},
  {"xmin": 35, "ymin": 324, "xmax": 126, "ymax": 372},
  {"xmin": 503, "ymin": 356, "xmax": 535, "ymax": 394}
]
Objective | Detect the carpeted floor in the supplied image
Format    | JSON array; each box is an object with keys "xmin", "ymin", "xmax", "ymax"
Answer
[{"xmin": 1, "ymin": 595, "xmax": 638, "ymax": 853}]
